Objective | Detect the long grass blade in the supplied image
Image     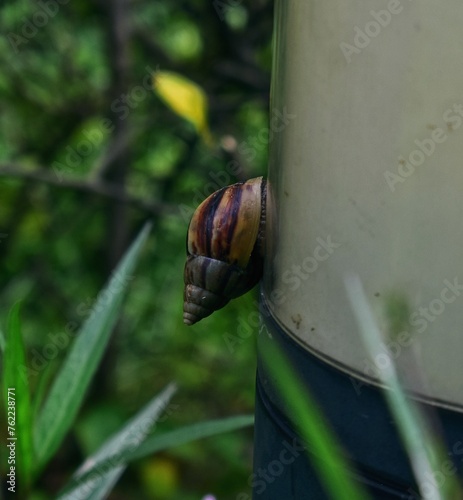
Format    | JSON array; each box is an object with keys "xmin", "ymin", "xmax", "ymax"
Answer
[
  {"xmin": 261, "ymin": 339, "xmax": 370, "ymax": 500},
  {"xmin": 34, "ymin": 223, "xmax": 151, "ymax": 470},
  {"xmin": 58, "ymin": 383, "xmax": 177, "ymax": 500},
  {"xmin": 2, "ymin": 302, "xmax": 34, "ymax": 489},
  {"xmin": 58, "ymin": 414, "xmax": 254, "ymax": 492},
  {"xmin": 0, "ymin": 326, "xmax": 5, "ymax": 352},
  {"xmin": 345, "ymin": 274, "xmax": 462, "ymax": 500},
  {"xmin": 128, "ymin": 413, "xmax": 254, "ymax": 462}
]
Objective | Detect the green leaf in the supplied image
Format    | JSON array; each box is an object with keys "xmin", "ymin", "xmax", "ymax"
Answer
[
  {"xmin": 128, "ymin": 413, "xmax": 254, "ymax": 462},
  {"xmin": 261, "ymin": 337, "xmax": 370, "ymax": 500},
  {"xmin": 58, "ymin": 414, "xmax": 254, "ymax": 492},
  {"xmin": 2, "ymin": 302, "xmax": 34, "ymax": 489},
  {"xmin": 0, "ymin": 327, "xmax": 5, "ymax": 352},
  {"xmin": 31, "ymin": 357, "xmax": 58, "ymax": 420},
  {"xmin": 345, "ymin": 274, "xmax": 463, "ymax": 500},
  {"xmin": 58, "ymin": 383, "xmax": 177, "ymax": 500},
  {"xmin": 34, "ymin": 223, "xmax": 152, "ymax": 470}
]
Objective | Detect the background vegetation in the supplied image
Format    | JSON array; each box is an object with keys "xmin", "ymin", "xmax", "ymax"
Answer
[{"xmin": 0, "ymin": 0, "xmax": 273, "ymax": 498}]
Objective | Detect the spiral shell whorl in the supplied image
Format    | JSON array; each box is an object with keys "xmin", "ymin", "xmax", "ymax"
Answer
[
  {"xmin": 183, "ymin": 284, "xmax": 227, "ymax": 326},
  {"xmin": 184, "ymin": 256, "xmax": 249, "ymax": 325},
  {"xmin": 183, "ymin": 177, "xmax": 266, "ymax": 325}
]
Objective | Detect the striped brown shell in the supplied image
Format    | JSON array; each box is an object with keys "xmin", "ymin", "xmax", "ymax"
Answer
[{"xmin": 183, "ymin": 177, "xmax": 266, "ymax": 325}]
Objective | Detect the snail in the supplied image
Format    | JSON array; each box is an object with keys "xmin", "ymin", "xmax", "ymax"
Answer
[{"xmin": 183, "ymin": 177, "xmax": 267, "ymax": 325}]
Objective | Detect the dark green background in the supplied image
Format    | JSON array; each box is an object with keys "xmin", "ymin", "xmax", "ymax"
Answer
[{"xmin": 0, "ymin": 0, "xmax": 273, "ymax": 498}]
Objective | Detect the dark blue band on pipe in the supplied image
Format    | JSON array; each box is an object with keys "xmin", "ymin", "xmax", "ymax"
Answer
[{"xmin": 253, "ymin": 298, "xmax": 463, "ymax": 499}]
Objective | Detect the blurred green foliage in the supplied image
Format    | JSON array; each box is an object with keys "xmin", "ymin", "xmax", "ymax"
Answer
[
  {"xmin": 383, "ymin": 291, "xmax": 411, "ymax": 340},
  {"xmin": 0, "ymin": 0, "xmax": 273, "ymax": 497}
]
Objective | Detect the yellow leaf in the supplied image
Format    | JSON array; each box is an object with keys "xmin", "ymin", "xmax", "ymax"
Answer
[{"xmin": 153, "ymin": 70, "xmax": 213, "ymax": 145}]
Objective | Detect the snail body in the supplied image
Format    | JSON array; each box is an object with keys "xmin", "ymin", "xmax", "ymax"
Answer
[{"xmin": 183, "ymin": 177, "xmax": 266, "ymax": 325}]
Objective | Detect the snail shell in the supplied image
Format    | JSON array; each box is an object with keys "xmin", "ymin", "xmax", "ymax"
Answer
[{"xmin": 183, "ymin": 177, "xmax": 266, "ymax": 325}]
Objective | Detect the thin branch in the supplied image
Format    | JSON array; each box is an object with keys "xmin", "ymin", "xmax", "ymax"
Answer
[{"xmin": 0, "ymin": 164, "xmax": 176, "ymax": 217}]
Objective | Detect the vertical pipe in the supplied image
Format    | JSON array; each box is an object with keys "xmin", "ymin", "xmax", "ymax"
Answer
[{"xmin": 254, "ymin": 1, "xmax": 463, "ymax": 497}]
